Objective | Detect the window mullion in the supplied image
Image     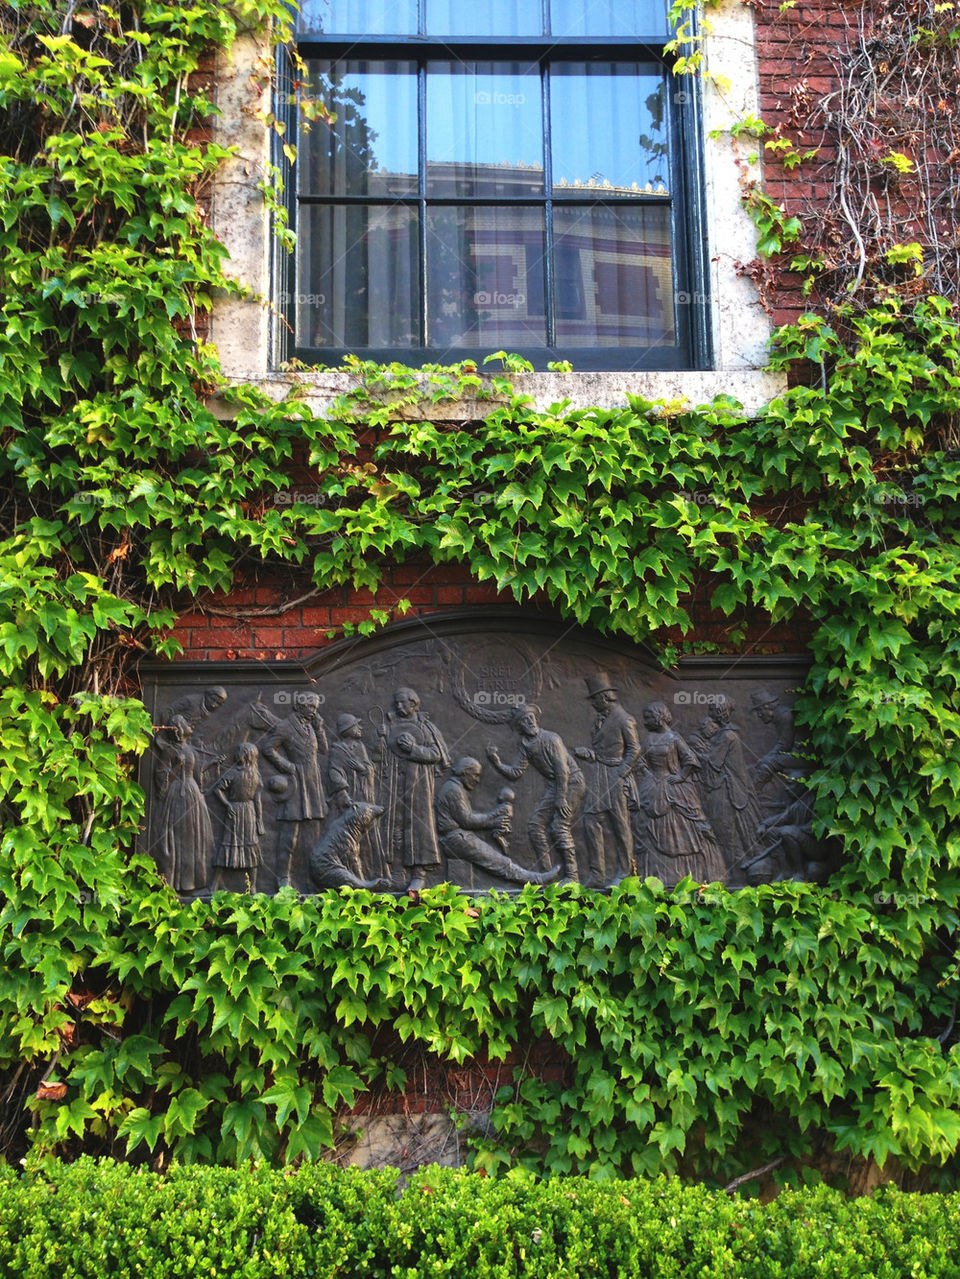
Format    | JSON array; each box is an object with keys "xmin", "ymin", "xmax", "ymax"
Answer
[
  {"xmin": 542, "ymin": 60, "xmax": 554, "ymax": 349},
  {"xmin": 418, "ymin": 60, "xmax": 427, "ymax": 346}
]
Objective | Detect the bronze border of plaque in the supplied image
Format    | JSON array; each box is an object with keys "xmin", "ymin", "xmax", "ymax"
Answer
[{"xmin": 138, "ymin": 608, "xmax": 826, "ymax": 898}]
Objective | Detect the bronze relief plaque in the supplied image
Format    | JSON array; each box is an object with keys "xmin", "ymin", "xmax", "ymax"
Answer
[{"xmin": 139, "ymin": 611, "xmax": 826, "ymax": 896}]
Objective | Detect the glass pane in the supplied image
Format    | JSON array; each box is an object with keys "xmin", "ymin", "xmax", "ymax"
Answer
[
  {"xmin": 427, "ymin": 207, "xmax": 546, "ymax": 347},
  {"xmin": 426, "ymin": 0, "xmax": 542, "ymax": 35},
  {"xmin": 553, "ymin": 205, "xmax": 675, "ymax": 346},
  {"xmin": 297, "ymin": 205, "xmax": 420, "ymax": 348},
  {"xmin": 300, "ymin": 62, "xmax": 417, "ymax": 196},
  {"xmin": 550, "ymin": 0, "xmax": 667, "ymax": 37},
  {"xmin": 297, "ymin": 0, "xmax": 417, "ymax": 34},
  {"xmin": 551, "ymin": 64, "xmax": 669, "ymax": 194},
  {"xmin": 427, "ymin": 62, "xmax": 543, "ymax": 197}
]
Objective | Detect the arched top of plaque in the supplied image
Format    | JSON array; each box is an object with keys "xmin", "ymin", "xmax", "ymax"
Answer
[{"xmin": 140, "ymin": 609, "xmax": 827, "ymax": 897}]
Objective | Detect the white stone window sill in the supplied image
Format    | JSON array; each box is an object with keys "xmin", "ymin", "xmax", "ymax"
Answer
[{"xmin": 209, "ymin": 368, "xmax": 784, "ymax": 421}]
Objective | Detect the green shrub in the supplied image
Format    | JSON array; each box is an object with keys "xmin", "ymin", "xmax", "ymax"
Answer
[{"xmin": 5, "ymin": 1161, "xmax": 960, "ymax": 1279}]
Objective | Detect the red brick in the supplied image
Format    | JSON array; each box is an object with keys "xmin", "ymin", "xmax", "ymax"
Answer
[
  {"xmin": 436, "ymin": 586, "xmax": 466, "ymax": 604},
  {"xmin": 282, "ymin": 626, "xmax": 330, "ymax": 646},
  {"xmin": 463, "ymin": 584, "xmax": 510, "ymax": 604},
  {"xmin": 252, "ymin": 628, "xmax": 285, "ymax": 646},
  {"xmin": 327, "ymin": 606, "xmax": 385, "ymax": 626},
  {"xmin": 391, "ymin": 562, "xmax": 433, "ymax": 584},
  {"xmin": 176, "ymin": 613, "xmax": 208, "ymax": 630},
  {"xmin": 299, "ymin": 606, "xmax": 333, "ymax": 626},
  {"xmin": 396, "ymin": 585, "xmax": 437, "ymax": 604}
]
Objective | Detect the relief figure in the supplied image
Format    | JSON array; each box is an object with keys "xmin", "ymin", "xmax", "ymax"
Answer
[
  {"xmin": 153, "ymin": 714, "xmax": 216, "ymax": 894},
  {"xmin": 632, "ymin": 701, "xmax": 726, "ymax": 888},
  {"xmin": 574, "ymin": 673, "xmax": 640, "ymax": 886},
  {"xmin": 691, "ymin": 699, "xmax": 762, "ymax": 872},
  {"xmin": 435, "ymin": 757, "xmax": 560, "ymax": 887},
  {"xmin": 162, "ymin": 685, "xmax": 227, "ymax": 733},
  {"xmin": 309, "ymin": 802, "xmax": 386, "ymax": 890},
  {"xmin": 211, "ymin": 741, "xmax": 265, "ymax": 891},
  {"xmin": 327, "ymin": 712, "xmax": 385, "ymax": 877},
  {"xmin": 740, "ymin": 789, "xmax": 826, "ymax": 884},
  {"xmin": 749, "ymin": 688, "xmax": 798, "ymax": 789},
  {"xmin": 486, "ymin": 704, "xmax": 585, "ymax": 882},
  {"xmin": 379, "ymin": 687, "xmax": 450, "ymax": 892},
  {"xmin": 261, "ymin": 692, "xmax": 328, "ymax": 887}
]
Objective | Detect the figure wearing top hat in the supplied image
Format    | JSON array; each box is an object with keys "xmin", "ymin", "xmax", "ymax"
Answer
[
  {"xmin": 326, "ymin": 712, "xmax": 385, "ymax": 878},
  {"xmin": 574, "ymin": 673, "xmax": 641, "ymax": 886}
]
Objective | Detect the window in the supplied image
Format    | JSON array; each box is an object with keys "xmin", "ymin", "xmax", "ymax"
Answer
[{"xmin": 280, "ymin": 0, "xmax": 710, "ymax": 371}]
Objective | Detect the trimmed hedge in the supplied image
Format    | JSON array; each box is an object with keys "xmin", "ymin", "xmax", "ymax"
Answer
[{"xmin": 2, "ymin": 1160, "xmax": 960, "ymax": 1278}]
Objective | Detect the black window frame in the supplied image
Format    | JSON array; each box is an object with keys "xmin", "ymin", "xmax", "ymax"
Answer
[{"xmin": 275, "ymin": 13, "xmax": 712, "ymax": 373}]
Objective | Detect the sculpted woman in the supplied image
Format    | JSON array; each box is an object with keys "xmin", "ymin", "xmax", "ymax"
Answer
[
  {"xmin": 632, "ymin": 701, "xmax": 726, "ymax": 888},
  {"xmin": 153, "ymin": 714, "xmax": 215, "ymax": 895},
  {"xmin": 691, "ymin": 699, "xmax": 762, "ymax": 872}
]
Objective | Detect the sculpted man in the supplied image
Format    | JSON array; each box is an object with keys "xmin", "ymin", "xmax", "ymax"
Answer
[
  {"xmin": 487, "ymin": 703, "xmax": 585, "ymax": 883},
  {"xmin": 749, "ymin": 688, "xmax": 797, "ymax": 789},
  {"xmin": 574, "ymin": 673, "xmax": 640, "ymax": 886},
  {"xmin": 435, "ymin": 757, "xmax": 561, "ymax": 886},
  {"xmin": 326, "ymin": 712, "xmax": 385, "ymax": 877},
  {"xmin": 380, "ymin": 687, "xmax": 449, "ymax": 892},
  {"xmin": 261, "ymin": 691, "xmax": 328, "ymax": 886}
]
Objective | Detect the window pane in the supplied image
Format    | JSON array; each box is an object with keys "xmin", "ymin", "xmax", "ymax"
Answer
[
  {"xmin": 549, "ymin": 0, "xmax": 667, "ymax": 37},
  {"xmin": 553, "ymin": 205, "xmax": 675, "ymax": 346},
  {"xmin": 551, "ymin": 64, "xmax": 669, "ymax": 195},
  {"xmin": 296, "ymin": 0, "xmax": 417, "ymax": 34},
  {"xmin": 427, "ymin": 63, "xmax": 543, "ymax": 197},
  {"xmin": 426, "ymin": 0, "xmax": 542, "ymax": 35},
  {"xmin": 427, "ymin": 207, "xmax": 546, "ymax": 347},
  {"xmin": 297, "ymin": 206, "xmax": 420, "ymax": 348},
  {"xmin": 300, "ymin": 62, "xmax": 417, "ymax": 196}
]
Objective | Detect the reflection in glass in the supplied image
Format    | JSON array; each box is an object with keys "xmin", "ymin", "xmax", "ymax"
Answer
[
  {"xmin": 553, "ymin": 205, "xmax": 675, "ymax": 347},
  {"xmin": 550, "ymin": 0, "xmax": 667, "ymax": 37},
  {"xmin": 426, "ymin": 63, "xmax": 543, "ymax": 197},
  {"xmin": 551, "ymin": 64, "xmax": 668, "ymax": 194},
  {"xmin": 297, "ymin": 206, "xmax": 420, "ymax": 348},
  {"xmin": 427, "ymin": 207, "xmax": 546, "ymax": 348},
  {"xmin": 300, "ymin": 62, "xmax": 417, "ymax": 196},
  {"xmin": 297, "ymin": 0, "xmax": 417, "ymax": 34},
  {"xmin": 426, "ymin": 0, "xmax": 541, "ymax": 35}
]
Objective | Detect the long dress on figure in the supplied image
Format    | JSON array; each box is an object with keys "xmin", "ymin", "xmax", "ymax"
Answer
[
  {"xmin": 155, "ymin": 739, "xmax": 213, "ymax": 893},
  {"xmin": 632, "ymin": 731, "xmax": 726, "ymax": 887},
  {"xmin": 211, "ymin": 763, "xmax": 263, "ymax": 871},
  {"xmin": 695, "ymin": 723, "xmax": 762, "ymax": 871}
]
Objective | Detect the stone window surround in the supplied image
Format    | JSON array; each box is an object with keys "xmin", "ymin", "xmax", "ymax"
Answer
[{"xmin": 208, "ymin": 1, "xmax": 786, "ymax": 420}]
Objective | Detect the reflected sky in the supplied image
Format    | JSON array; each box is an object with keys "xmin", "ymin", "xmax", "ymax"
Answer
[
  {"xmin": 300, "ymin": 62, "xmax": 668, "ymax": 195},
  {"xmin": 296, "ymin": 0, "xmax": 667, "ymax": 36}
]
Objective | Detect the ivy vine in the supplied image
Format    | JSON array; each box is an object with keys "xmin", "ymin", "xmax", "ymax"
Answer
[{"xmin": 1, "ymin": 0, "xmax": 960, "ymax": 1188}]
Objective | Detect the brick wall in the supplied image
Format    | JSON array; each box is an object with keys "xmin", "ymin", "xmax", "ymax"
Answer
[
  {"xmin": 753, "ymin": 0, "xmax": 953, "ymax": 327},
  {"xmin": 752, "ymin": 0, "xmax": 847, "ymax": 327},
  {"xmin": 167, "ymin": 562, "xmax": 812, "ymax": 663}
]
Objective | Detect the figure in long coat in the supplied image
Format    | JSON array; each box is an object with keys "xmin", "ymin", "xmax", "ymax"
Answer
[
  {"xmin": 379, "ymin": 687, "xmax": 449, "ymax": 891},
  {"xmin": 326, "ymin": 713, "xmax": 385, "ymax": 877},
  {"xmin": 574, "ymin": 673, "xmax": 640, "ymax": 886},
  {"xmin": 261, "ymin": 692, "xmax": 328, "ymax": 886}
]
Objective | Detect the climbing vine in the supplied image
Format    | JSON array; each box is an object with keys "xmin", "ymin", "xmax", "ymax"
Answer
[{"xmin": 1, "ymin": 0, "xmax": 960, "ymax": 1190}]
